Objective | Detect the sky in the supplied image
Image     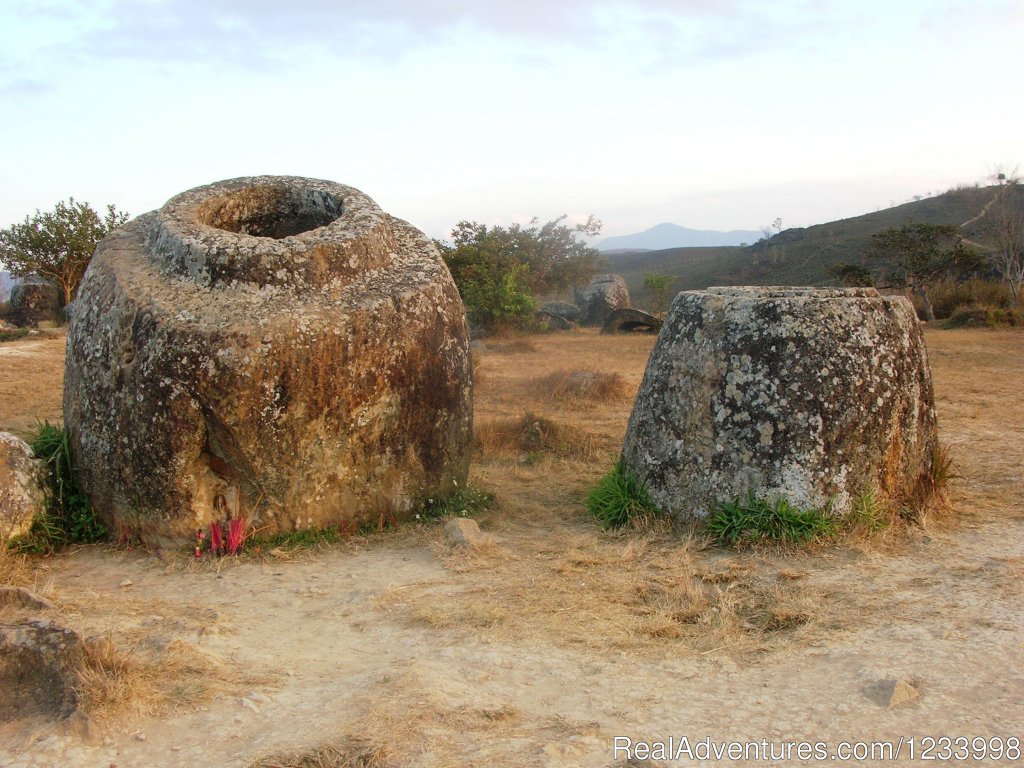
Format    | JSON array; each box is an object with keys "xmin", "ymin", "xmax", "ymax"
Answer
[{"xmin": 0, "ymin": 0, "xmax": 1021, "ymax": 243}]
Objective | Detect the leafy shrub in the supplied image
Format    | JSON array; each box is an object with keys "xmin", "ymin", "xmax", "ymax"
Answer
[
  {"xmin": 437, "ymin": 216, "xmax": 601, "ymax": 331},
  {"xmin": 10, "ymin": 422, "xmax": 106, "ymax": 553},
  {"xmin": 706, "ymin": 494, "xmax": 835, "ymax": 547},
  {"xmin": 927, "ymin": 278, "xmax": 1013, "ymax": 319},
  {"xmin": 0, "ymin": 327, "xmax": 30, "ymax": 342},
  {"xmin": 587, "ymin": 460, "xmax": 660, "ymax": 528},
  {"xmin": 943, "ymin": 304, "xmax": 1023, "ymax": 328}
]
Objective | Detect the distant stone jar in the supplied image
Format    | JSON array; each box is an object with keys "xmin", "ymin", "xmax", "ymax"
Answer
[
  {"xmin": 621, "ymin": 286, "xmax": 937, "ymax": 519},
  {"xmin": 64, "ymin": 177, "xmax": 472, "ymax": 546},
  {"xmin": 574, "ymin": 274, "xmax": 630, "ymax": 326}
]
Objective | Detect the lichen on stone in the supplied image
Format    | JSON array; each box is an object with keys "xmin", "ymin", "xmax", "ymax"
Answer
[
  {"xmin": 621, "ymin": 286, "xmax": 938, "ymax": 520},
  {"xmin": 64, "ymin": 176, "xmax": 472, "ymax": 547}
]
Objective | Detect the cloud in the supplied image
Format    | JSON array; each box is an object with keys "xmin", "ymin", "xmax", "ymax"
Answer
[
  {"xmin": 7, "ymin": 0, "xmax": 845, "ymax": 71},
  {"xmin": 0, "ymin": 78, "xmax": 56, "ymax": 98}
]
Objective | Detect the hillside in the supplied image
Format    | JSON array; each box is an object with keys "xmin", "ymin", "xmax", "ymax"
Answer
[
  {"xmin": 596, "ymin": 222, "xmax": 762, "ymax": 251},
  {"xmin": 606, "ymin": 184, "xmax": 1021, "ymax": 296}
]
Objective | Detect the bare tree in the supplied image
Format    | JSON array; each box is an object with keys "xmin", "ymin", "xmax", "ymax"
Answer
[{"xmin": 983, "ymin": 169, "xmax": 1024, "ymax": 305}]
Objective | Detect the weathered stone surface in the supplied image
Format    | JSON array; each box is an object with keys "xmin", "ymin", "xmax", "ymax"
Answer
[
  {"xmin": 0, "ymin": 620, "xmax": 85, "ymax": 722},
  {"xmin": 601, "ymin": 307, "xmax": 663, "ymax": 334},
  {"xmin": 10, "ymin": 279, "xmax": 61, "ymax": 328},
  {"xmin": 0, "ymin": 432, "xmax": 44, "ymax": 543},
  {"xmin": 444, "ymin": 517, "xmax": 490, "ymax": 548},
  {"xmin": 573, "ymin": 274, "xmax": 630, "ymax": 326},
  {"xmin": 540, "ymin": 301, "xmax": 581, "ymax": 322},
  {"xmin": 535, "ymin": 310, "xmax": 576, "ymax": 331},
  {"xmin": 64, "ymin": 176, "xmax": 473, "ymax": 547},
  {"xmin": 622, "ymin": 287, "xmax": 937, "ymax": 519},
  {"xmin": 0, "ymin": 587, "xmax": 54, "ymax": 611}
]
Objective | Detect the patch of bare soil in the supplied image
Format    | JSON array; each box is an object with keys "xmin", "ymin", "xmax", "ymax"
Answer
[{"xmin": 1, "ymin": 328, "xmax": 1022, "ymax": 767}]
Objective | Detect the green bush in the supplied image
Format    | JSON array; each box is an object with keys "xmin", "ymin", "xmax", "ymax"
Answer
[
  {"xmin": 927, "ymin": 278, "xmax": 1013, "ymax": 319},
  {"xmin": 943, "ymin": 304, "xmax": 1023, "ymax": 328},
  {"xmin": 0, "ymin": 327, "xmax": 30, "ymax": 342},
  {"xmin": 9, "ymin": 422, "xmax": 106, "ymax": 553},
  {"xmin": 437, "ymin": 216, "xmax": 602, "ymax": 331},
  {"xmin": 587, "ymin": 460, "xmax": 661, "ymax": 528},
  {"xmin": 706, "ymin": 494, "xmax": 835, "ymax": 547}
]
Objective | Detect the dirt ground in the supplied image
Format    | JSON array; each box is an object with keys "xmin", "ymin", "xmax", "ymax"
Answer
[{"xmin": 0, "ymin": 327, "xmax": 1022, "ymax": 767}]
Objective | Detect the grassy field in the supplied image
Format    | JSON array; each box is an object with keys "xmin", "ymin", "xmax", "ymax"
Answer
[{"xmin": 0, "ymin": 326, "xmax": 1022, "ymax": 767}]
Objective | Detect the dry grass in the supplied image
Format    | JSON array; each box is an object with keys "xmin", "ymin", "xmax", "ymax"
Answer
[
  {"xmin": 474, "ymin": 411, "xmax": 603, "ymax": 462},
  {"xmin": 0, "ymin": 547, "xmax": 32, "ymax": 589},
  {"xmin": 248, "ymin": 668, "xmax": 602, "ymax": 768},
  {"xmin": 528, "ymin": 368, "xmax": 631, "ymax": 404},
  {"xmin": 488, "ymin": 338, "xmax": 538, "ymax": 354},
  {"xmin": 379, "ymin": 529, "xmax": 828, "ymax": 655},
  {"xmin": 0, "ymin": 331, "xmax": 67, "ymax": 435},
  {"xmin": 251, "ymin": 738, "xmax": 392, "ymax": 768},
  {"xmin": 75, "ymin": 631, "xmax": 254, "ymax": 720}
]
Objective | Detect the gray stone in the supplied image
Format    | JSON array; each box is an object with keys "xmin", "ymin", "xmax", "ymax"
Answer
[
  {"xmin": 0, "ymin": 620, "xmax": 86, "ymax": 722},
  {"xmin": 444, "ymin": 517, "xmax": 490, "ymax": 548},
  {"xmin": 10, "ymin": 279, "xmax": 61, "ymax": 328},
  {"xmin": 64, "ymin": 177, "xmax": 473, "ymax": 547},
  {"xmin": 540, "ymin": 301, "xmax": 581, "ymax": 322},
  {"xmin": 573, "ymin": 274, "xmax": 630, "ymax": 326},
  {"xmin": 622, "ymin": 286, "xmax": 938, "ymax": 519},
  {"xmin": 0, "ymin": 432, "xmax": 44, "ymax": 543},
  {"xmin": 601, "ymin": 307, "xmax": 663, "ymax": 334},
  {"xmin": 535, "ymin": 310, "xmax": 576, "ymax": 331}
]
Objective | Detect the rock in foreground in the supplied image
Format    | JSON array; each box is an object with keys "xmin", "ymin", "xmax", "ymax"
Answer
[
  {"xmin": 0, "ymin": 432, "xmax": 44, "ymax": 543},
  {"xmin": 0, "ymin": 620, "xmax": 85, "ymax": 722},
  {"xmin": 64, "ymin": 176, "xmax": 472, "ymax": 547},
  {"xmin": 622, "ymin": 287, "xmax": 937, "ymax": 519}
]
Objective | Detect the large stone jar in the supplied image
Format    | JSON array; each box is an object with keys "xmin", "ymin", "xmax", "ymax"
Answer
[
  {"xmin": 621, "ymin": 286, "xmax": 937, "ymax": 519},
  {"xmin": 64, "ymin": 177, "xmax": 472, "ymax": 546}
]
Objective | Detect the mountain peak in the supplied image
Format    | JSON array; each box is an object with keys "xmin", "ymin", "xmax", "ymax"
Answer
[{"xmin": 597, "ymin": 223, "xmax": 761, "ymax": 251}]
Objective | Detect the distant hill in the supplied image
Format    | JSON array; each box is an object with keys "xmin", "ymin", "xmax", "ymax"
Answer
[
  {"xmin": 606, "ymin": 185, "xmax": 1021, "ymax": 298},
  {"xmin": 596, "ymin": 223, "xmax": 762, "ymax": 251}
]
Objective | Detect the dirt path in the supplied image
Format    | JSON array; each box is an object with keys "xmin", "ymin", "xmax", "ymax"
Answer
[{"xmin": 1, "ymin": 329, "xmax": 1022, "ymax": 767}]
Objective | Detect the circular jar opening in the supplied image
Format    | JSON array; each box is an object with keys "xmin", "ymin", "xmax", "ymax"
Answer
[{"xmin": 196, "ymin": 184, "xmax": 343, "ymax": 239}]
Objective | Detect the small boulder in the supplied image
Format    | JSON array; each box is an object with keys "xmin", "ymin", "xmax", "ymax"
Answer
[
  {"xmin": 574, "ymin": 275, "xmax": 630, "ymax": 326},
  {"xmin": 444, "ymin": 518, "xmax": 490, "ymax": 549},
  {"xmin": 540, "ymin": 301, "xmax": 581, "ymax": 322},
  {"xmin": 889, "ymin": 678, "xmax": 920, "ymax": 708},
  {"xmin": 0, "ymin": 432, "xmax": 45, "ymax": 543},
  {"xmin": 601, "ymin": 307, "xmax": 663, "ymax": 334},
  {"xmin": 536, "ymin": 310, "xmax": 576, "ymax": 331},
  {"xmin": 0, "ymin": 587, "xmax": 54, "ymax": 611}
]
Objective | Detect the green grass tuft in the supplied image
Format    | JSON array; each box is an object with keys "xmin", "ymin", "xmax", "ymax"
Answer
[
  {"xmin": 9, "ymin": 421, "xmax": 106, "ymax": 553},
  {"xmin": 415, "ymin": 484, "xmax": 494, "ymax": 521},
  {"xmin": 844, "ymin": 488, "xmax": 889, "ymax": 532},
  {"xmin": 706, "ymin": 494, "xmax": 835, "ymax": 547},
  {"xmin": 587, "ymin": 460, "xmax": 661, "ymax": 528},
  {"xmin": 0, "ymin": 327, "xmax": 30, "ymax": 343}
]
